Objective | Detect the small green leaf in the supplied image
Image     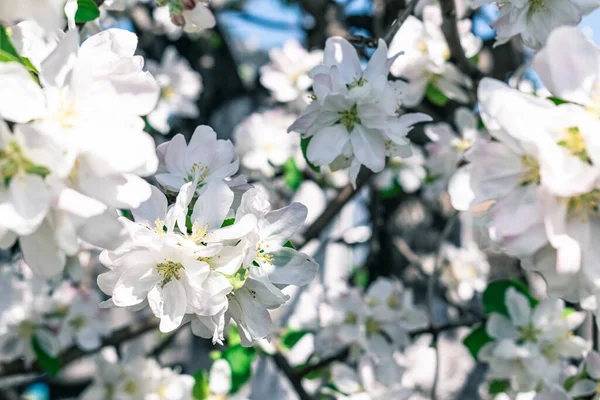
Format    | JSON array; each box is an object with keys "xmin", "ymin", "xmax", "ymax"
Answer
[
  {"xmin": 31, "ymin": 335, "xmax": 61, "ymax": 376},
  {"xmin": 482, "ymin": 279, "xmax": 538, "ymax": 317},
  {"xmin": 300, "ymin": 137, "xmax": 321, "ymax": 173},
  {"xmin": 352, "ymin": 268, "xmax": 369, "ymax": 289},
  {"xmin": 379, "ymin": 180, "xmax": 402, "ymax": 199},
  {"xmin": 75, "ymin": 0, "xmax": 100, "ymax": 23},
  {"xmin": 282, "ymin": 157, "xmax": 303, "ymax": 191},
  {"xmin": 280, "ymin": 329, "xmax": 309, "ymax": 350},
  {"xmin": 224, "ymin": 268, "xmax": 249, "ymax": 291},
  {"xmin": 425, "ymin": 82, "xmax": 449, "ymax": 107},
  {"xmin": 463, "ymin": 324, "xmax": 493, "ymax": 360},
  {"xmin": 227, "ymin": 325, "xmax": 241, "ymax": 347},
  {"xmin": 548, "ymin": 97, "xmax": 568, "ymax": 105},
  {"xmin": 222, "ymin": 344, "xmax": 256, "ymax": 393},
  {"xmin": 119, "ymin": 209, "xmax": 134, "ymax": 220},
  {"xmin": 221, "ymin": 218, "xmax": 235, "ymax": 228},
  {"xmin": 283, "ymin": 240, "xmax": 294, "ymax": 249},
  {"xmin": 562, "ymin": 307, "xmax": 576, "ymax": 318},
  {"xmin": 488, "ymin": 380, "xmax": 510, "ymax": 395},
  {"xmin": 192, "ymin": 370, "xmax": 210, "ymax": 400}
]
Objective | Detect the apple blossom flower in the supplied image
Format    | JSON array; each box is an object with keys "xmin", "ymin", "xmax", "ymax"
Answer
[
  {"xmin": 374, "ymin": 145, "xmax": 427, "ymax": 194},
  {"xmin": 439, "ymin": 241, "xmax": 490, "ymax": 303},
  {"xmin": 0, "ymin": 261, "xmax": 61, "ymax": 366},
  {"xmin": 156, "ymin": 125, "xmax": 245, "ymax": 195},
  {"xmin": 233, "ymin": 109, "xmax": 300, "ymax": 177},
  {"xmin": 80, "ymin": 346, "xmax": 195, "ymax": 400},
  {"xmin": 388, "ymin": 5, "xmax": 481, "ymax": 106},
  {"xmin": 212, "ymin": 188, "xmax": 318, "ymax": 346},
  {"xmin": 288, "ymin": 36, "xmax": 431, "ymax": 186},
  {"xmin": 0, "ymin": 27, "xmax": 160, "ymax": 277},
  {"xmin": 98, "ymin": 181, "xmax": 255, "ymax": 334},
  {"xmin": 146, "ymin": 46, "xmax": 203, "ymax": 134},
  {"xmin": 55, "ymin": 286, "xmax": 110, "ymax": 351},
  {"xmin": 316, "ymin": 278, "xmax": 427, "ymax": 361},
  {"xmin": 328, "ymin": 356, "xmax": 413, "ymax": 399},
  {"xmin": 479, "ymin": 288, "xmax": 589, "ymax": 392},
  {"xmin": 259, "ymin": 39, "xmax": 323, "ymax": 103},
  {"xmin": 475, "ymin": 0, "xmax": 600, "ymax": 49},
  {"xmin": 563, "ymin": 351, "xmax": 600, "ymax": 399},
  {"xmin": 0, "ymin": 0, "xmax": 68, "ymax": 32}
]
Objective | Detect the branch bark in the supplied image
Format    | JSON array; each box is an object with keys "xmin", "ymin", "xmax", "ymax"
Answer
[
  {"xmin": 383, "ymin": 0, "xmax": 419, "ymax": 45},
  {"xmin": 272, "ymin": 352, "xmax": 313, "ymax": 400},
  {"xmin": 0, "ymin": 316, "xmax": 159, "ymax": 379},
  {"xmin": 439, "ymin": 0, "xmax": 482, "ymax": 82}
]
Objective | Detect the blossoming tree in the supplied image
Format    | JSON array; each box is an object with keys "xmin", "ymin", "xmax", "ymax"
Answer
[{"xmin": 0, "ymin": 0, "xmax": 599, "ymax": 399}]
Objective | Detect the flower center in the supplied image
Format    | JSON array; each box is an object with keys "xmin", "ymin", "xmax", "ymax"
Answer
[
  {"xmin": 186, "ymin": 163, "xmax": 210, "ymax": 186},
  {"xmin": 519, "ymin": 324, "xmax": 541, "ymax": 342},
  {"xmin": 160, "ymin": 85, "xmax": 176, "ymax": 100},
  {"xmin": 338, "ymin": 104, "xmax": 361, "ymax": 132},
  {"xmin": 388, "ymin": 295, "xmax": 400, "ymax": 309},
  {"xmin": 48, "ymin": 92, "xmax": 79, "ymax": 129},
  {"xmin": 565, "ymin": 189, "xmax": 600, "ymax": 220},
  {"xmin": 347, "ymin": 77, "xmax": 367, "ymax": 90},
  {"xmin": 70, "ymin": 315, "xmax": 86, "ymax": 330},
  {"xmin": 344, "ymin": 312, "xmax": 358, "ymax": 325},
  {"xmin": 18, "ymin": 320, "xmax": 35, "ymax": 338},
  {"xmin": 0, "ymin": 141, "xmax": 50, "ymax": 184},
  {"xmin": 529, "ymin": 0, "xmax": 545, "ymax": 12},
  {"xmin": 366, "ymin": 318, "xmax": 381, "ymax": 336},
  {"xmin": 519, "ymin": 155, "xmax": 540, "ymax": 186},
  {"xmin": 156, "ymin": 260, "xmax": 184, "ymax": 286},
  {"xmin": 123, "ymin": 380, "xmax": 138, "ymax": 395},
  {"xmin": 557, "ymin": 126, "xmax": 590, "ymax": 163}
]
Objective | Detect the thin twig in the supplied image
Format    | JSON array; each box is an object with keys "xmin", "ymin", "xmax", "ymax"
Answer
[
  {"xmin": 439, "ymin": 0, "xmax": 482, "ymax": 82},
  {"xmin": 272, "ymin": 352, "xmax": 313, "ymax": 400},
  {"xmin": 0, "ymin": 316, "xmax": 159, "ymax": 378},
  {"xmin": 426, "ymin": 213, "xmax": 458, "ymax": 400},
  {"xmin": 383, "ymin": 0, "xmax": 419, "ymax": 46},
  {"xmin": 298, "ymin": 348, "xmax": 350, "ymax": 377},
  {"xmin": 295, "ymin": 170, "xmax": 374, "ymax": 249}
]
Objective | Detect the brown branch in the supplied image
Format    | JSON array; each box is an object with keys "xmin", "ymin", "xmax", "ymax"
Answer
[
  {"xmin": 439, "ymin": 0, "xmax": 482, "ymax": 82},
  {"xmin": 272, "ymin": 352, "xmax": 313, "ymax": 400},
  {"xmin": 0, "ymin": 316, "xmax": 159, "ymax": 378},
  {"xmin": 295, "ymin": 169, "xmax": 374, "ymax": 249},
  {"xmin": 383, "ymin": 0, "xmax": 419, "ymax": 45},
  {"xmin": 298, "ymin": 348, "xmax": 349, "ymax": 377}
]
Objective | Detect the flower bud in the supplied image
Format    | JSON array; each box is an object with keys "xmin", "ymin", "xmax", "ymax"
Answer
[
  {"xmin": 181, "ymin": 0, "xmax": 196, "ymax": 9},
  {"xmin": 170, "ymin": 12, "xmax": 186, "ymax": 26}
]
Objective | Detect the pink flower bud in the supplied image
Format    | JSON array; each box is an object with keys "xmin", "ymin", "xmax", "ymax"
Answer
[
  {"xmin": 181, "ymin": 0, "xmax": 196, "ymax": 9},
  {"xmin": 170, "ymin": 12, "xmax": 186, "ymax": 26}
]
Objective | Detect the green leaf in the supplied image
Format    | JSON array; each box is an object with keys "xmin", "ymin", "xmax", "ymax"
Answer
[
  {"xmin": 482, "ymin": 279, "xmax": 538, "ymax": 317},
  {"xmin": 221, "ymin": 218, "xmax": 235, "ymax": 228},
  {"xmin": 488, "ymin": 380, "xmax": 510, "ymax": 395},
  {"xmin": 548, "ymin": 96, "xmax": 568, "ymax": 105},
  {"xmin": 192, "ymin": 370, "xmax": 210, "ymax": 400},
  {"xmin": 283, "ymin": 240, "xmax": 294, "ymax": 249},
  {"xmin": 280, "ymin": 329, "xmax": 309, "ymax": 350},
  {"xmin": 562, "ymin": 307, "xmax": 576, "ymax": 318},
  {"xmin": 300, "ymin": 137, "xmax": 320, "ymax": 173},
  {"xmin": 0, "ymin": 26, "xmax": 39, "ymax": 74},
  {"xmin": 31, "ymin": 335, "xmax": 61, "ymax": 376},
  {"xmin": 352, "ymin": 268, "xmax": 369, "ymax": 289},
  {"xmin": 379, "ymin": 180, "xmax": 402, "ymax": 199},
  {"xmin": 119, "ymin": 209, "xmax": 134, "ymax": 220},
  {"xmin": 425, "ymin": 82, "xmax": 449, "ymax": 107},
  {"xmin": 463, "ymin": 324, "xmax": 493, "ymax": 360},
  {"xmin": 282, "ymin": 157, "xmax": 303, "ymax": 191},
  {"xmin": 227, "ymin": 325, "xmax": 241, "ymax": 347},
  {"xmin": 222, "ymin": 344, "xmax": 256, "ymax": 393},
  {"xmin": 224, "ymin": 267, "xmax": 249, "ymax": 291},
  {"xmin": 75, "ymin": 0, "xmax": 100, "ymax": 23}
]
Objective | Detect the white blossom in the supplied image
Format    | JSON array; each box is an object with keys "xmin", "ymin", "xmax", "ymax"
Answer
[
  {"xmin": 388, "ymin": 5, "xmax": 481, "ymax": 106},
  {"xmin": 259, "ymin": 40, "xmax": 323, "ymax": 103},
  {"xmin": 233, "ymin": 109, "xmax": 300, "ymax": 177},
  {"xmin": 147, "ymin": 46, "xmax": 203, "ymax": 134},
  {"xmin": 439, "ymin": 241, "xmax": 490, "ymax": 303},
  {"xmin": 288, "ymin": 36, "xmax": 431, "ymax": 186},
  {"xmin": 374, "ymin": 144, "xmax": 427, "ymax": 194}
]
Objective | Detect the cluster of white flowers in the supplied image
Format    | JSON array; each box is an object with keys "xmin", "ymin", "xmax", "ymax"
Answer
[
  {"xmin": 99, "ymin": 126, "xmax": 318, "ymax": 345},
  {"xmin": 81, "ymin": 346, "xmax": 195, "ymax": 400},
  {"xmin": 146, "ymin": 46, "xmax": 203, "ymax": 134},
  {"xmin": 388, "ymin": 5, "xmax": 482, "ymax": 106},
  {"xmin": 315, "ymin": 277, "xmax": 428, "ymax": 365},
  {"xmin": 480, "ymin": 288, "xmax": 589, "ymax": 393},
  {"xmin": 288, "ymin": 37, "xmax": 432, "ymax": 186},
  {"xmin": 439, "ymin": 241, "xmax": 490, "ymax": 303},
  {"xmin": 450, "ymin": 27, "xmax": 600, "ymax": 316},
  {"xmin": 0, "ymin": 24, "xmax": 159, "ymax": 277},
  {"xmin": 0, "ymin": 260, "xmax": 109, "ymax": 366}
]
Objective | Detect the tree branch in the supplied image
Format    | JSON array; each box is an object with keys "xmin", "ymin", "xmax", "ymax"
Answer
[
  {"xmin": 295, "ymin": 169, "xmax": 374, "ymax": 249},
  {"xmin": 272, "ymin": 352, "xmax": 313, "ymax": 400},
  {"xmin": 0, "ymin": 316, "xmax": 159, "ymax": 378},
  {"xmin": 383, "ymin": 0, "xmax": 419, "ymax": 45},
  {"xmin": 439, "ymin": 0, "xmax": 482, "ymax": 82}
]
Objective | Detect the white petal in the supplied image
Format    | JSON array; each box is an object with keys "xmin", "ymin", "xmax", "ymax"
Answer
[
  {"xmin": 505, "ymin": 287, "xmax": 531, "ymax": 327},
  {"xmin": 486, "ymin": 314, "xmax": 520, "ymax": 340},
  {"xmin": 268, "ymin": 248, "xmax": 318, "ymax": 287},
  {"xmin": 21, "ymin": 220, "xmax": 65, "ymax": 277},
  {"xmin": 0, "ymin": 62, "xmax": 45, "ymax": 123},
  {"xmin": 350, "ymin": 125, "xmax": 386, "ymax": 173},
  {"xmin": 306, "ymin": 125, "xmax": 349, "ymax": 166},
  {"xmin": 159, "ymin": 280, "xmax": 187, "ymax": 332},
  {"xmin": 191, "ymin": 181, "xmax": 234, "ymax": 231}
]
